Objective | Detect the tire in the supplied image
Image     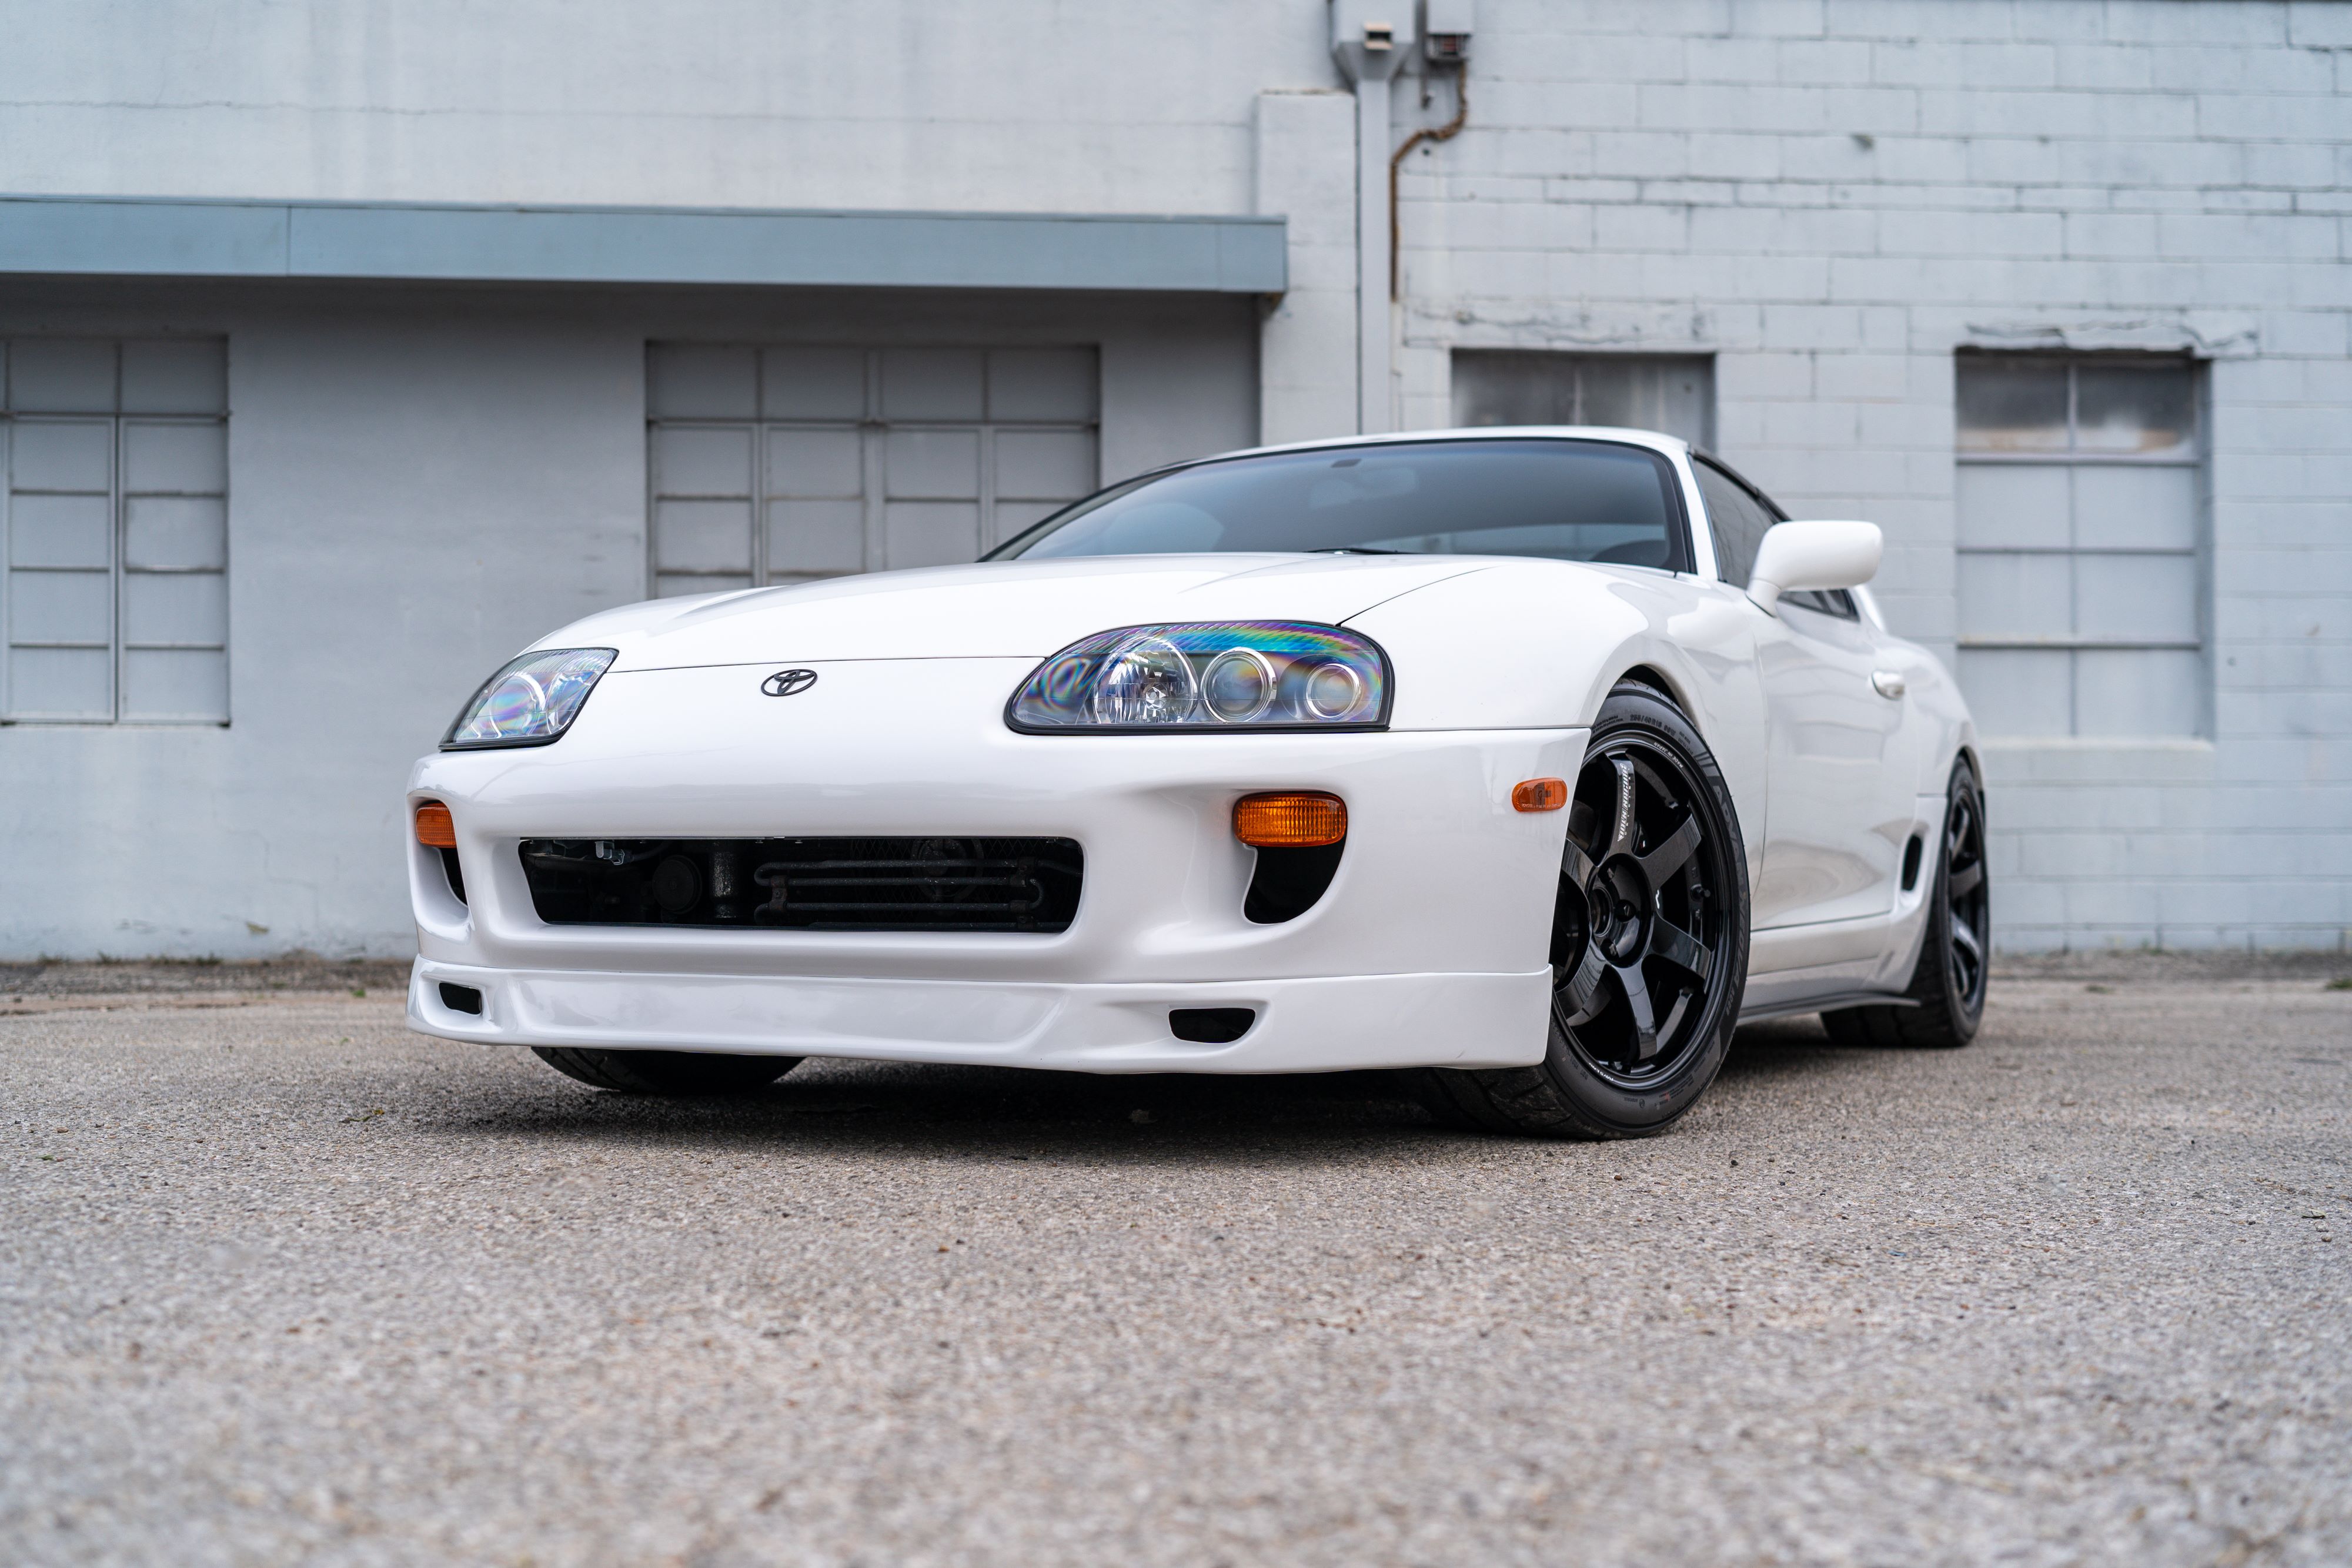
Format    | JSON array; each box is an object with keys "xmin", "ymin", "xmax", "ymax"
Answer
[
  {"xmin": 1821, "ymin": 760, "xmax": 1989, "ymax": 1049},
  {"xmin": 531, "ymin": 1047, "xmax": 803, "ymax": 1095},
  {"xmin": 1416, "ymin": 680, "xmax": 1750, "ymax": 1139}
]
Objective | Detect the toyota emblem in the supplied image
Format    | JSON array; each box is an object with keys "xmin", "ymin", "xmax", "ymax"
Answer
[{"xmin": 761, "ymin": 668, "xmax": 818, "ymax": 698}]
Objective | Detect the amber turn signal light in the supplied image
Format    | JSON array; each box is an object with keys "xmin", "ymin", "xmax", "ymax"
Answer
[
  {"xmin": 1512, "ymin": 778, "xmax": 1569, "ymax": 813},
  {"xmin": 1233, "ymin": 791, "xmax": 1348, "ymax": 849},
  {"xmin": 414, "ymin": 803, "xmax": 457, "ymax": 848}
]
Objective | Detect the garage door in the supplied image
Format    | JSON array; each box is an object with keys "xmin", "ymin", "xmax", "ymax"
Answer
[{"xmin": 646, "ymin": 344, "xmax": 1098, "ymax": 597}]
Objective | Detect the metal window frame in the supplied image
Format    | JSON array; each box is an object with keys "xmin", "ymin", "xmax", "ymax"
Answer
[
  {"xmin": 1450, "ymin": 348, "xmax": 1719, "ymax": 453},
  {"xmin": 1956, "ymin": 352, "xmax": 2200, "ymax": 467},
  {"xmin": 644, "ymin": 344, "xmax": 1102, "ymax": 598},
  {"xmin": 118, "ymin": 412, "xmax": 232, "ymax": 721},
  {"xmin": 0, "ymin": 338, "xmax": 231, "ymax": 727},
  {"xmin": 1, "ymin": 409, "xmax": 121, "ymax": 722},
  {"xmin": 1953, "ymin": 355, "xmax": 2207, "ymax": 738}
]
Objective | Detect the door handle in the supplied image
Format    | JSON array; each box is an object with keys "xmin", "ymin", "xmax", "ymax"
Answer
[{"xmin": 1870, "ymin": 670, "xmax": 1906, "ymax": 700}]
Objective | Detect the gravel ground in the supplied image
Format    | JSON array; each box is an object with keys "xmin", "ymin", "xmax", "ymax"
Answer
[{"xmin": 3, "ymin": 971, "xmax": 2347, "ymax": 1566}]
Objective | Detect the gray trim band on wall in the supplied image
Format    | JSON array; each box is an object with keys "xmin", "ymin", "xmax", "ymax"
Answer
[{"xmin": 0, "ymin": 195, "xmax": 1288, "ymax": 295}]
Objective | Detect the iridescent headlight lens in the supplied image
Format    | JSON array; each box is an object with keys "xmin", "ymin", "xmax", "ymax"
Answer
[
  {"xmin": 442, "ymin": 647, "xmax": 617, "ymax": 749},
  {"xmin": 1008, "ymin": 621, "xmax": 1389, "ymax": 732},
  {"xmin": 1093, "ymin": 634, "xmax": 1198, "ymax": 725},
  {"xmin": 1201, "ymin": 647, "xmax": 1278, "ymax": 722},
  {"xmin": 1302, "ymin": 661, "xmax": 1366, "ymax": 720}
]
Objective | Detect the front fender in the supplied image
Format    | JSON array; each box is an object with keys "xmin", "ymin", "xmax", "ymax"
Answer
[{"xmin": 1344, "ymin": 563, "xmax": 1769, "ymax": 881}]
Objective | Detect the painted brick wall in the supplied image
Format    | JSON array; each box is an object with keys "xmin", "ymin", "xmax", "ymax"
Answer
[
  {"xmin": 1394, "ymin": 0, "xmax": 2352, "ymax": 951},
  {"xmin": 6, "ymin": 0, "xmax": 2345, "ymax": 953},
  {"xmin": 0, "ymin": 1, "xmax": 1331, "ymax": 216}
]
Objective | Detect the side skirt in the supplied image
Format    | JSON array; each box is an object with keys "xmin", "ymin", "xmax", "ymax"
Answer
[{"xmin": 1737, "ymin": 990, "xmax": 1919, "ymax": 1027}]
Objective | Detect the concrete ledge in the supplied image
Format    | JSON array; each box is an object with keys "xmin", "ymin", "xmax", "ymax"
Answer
[{"xmin": 0, "ymin": 195, "xmax": 1288, "ymax": 295}]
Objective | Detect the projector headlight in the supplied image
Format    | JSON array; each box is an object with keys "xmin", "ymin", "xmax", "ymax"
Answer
[
  {"xmin": 1007, "ymin": 621, "xmax": 1390, "ymax": 732},
  {"xmin": 441, "ymin": 647, "xmax": 617, "ymax": 750}
]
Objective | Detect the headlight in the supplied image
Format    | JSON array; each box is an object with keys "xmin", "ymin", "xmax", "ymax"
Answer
[
  {"xmin": 441, "ymin": 647, "xmax": 617, "ymax": 750},
  {"xmin": 1007, "ymin": 621, "xmax": 1389, "ymax": 732}
]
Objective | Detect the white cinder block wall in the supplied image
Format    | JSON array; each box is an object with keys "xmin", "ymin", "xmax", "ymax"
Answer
[
  {"xmin": 1, "ymin": 0, "xmax": 2346, "ymax": 955},
  {"xmin": 1387, "ymin": 0, "xmax": 2352, "ymax": 950},
  {"xmin": 0, "ymin": 1, "xmax": 1331, "ymax": 215}
]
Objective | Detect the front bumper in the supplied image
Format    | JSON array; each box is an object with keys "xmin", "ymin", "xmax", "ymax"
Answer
[
  {"xmin": 409, "ymin": 961, "xmax": 1549, "ymax": 1074},
  {"xmin": 405, "ymin": 656, "xmax": 1584, "ymax": 1074}
]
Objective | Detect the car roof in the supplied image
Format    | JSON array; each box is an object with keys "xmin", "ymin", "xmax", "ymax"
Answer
[{"xmin": 1179, "ymin": 425, "xmax": 1692, "ymax": 472}]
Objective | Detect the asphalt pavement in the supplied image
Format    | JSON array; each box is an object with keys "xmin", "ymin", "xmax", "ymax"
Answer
[{"xmin": 4, "ymin": 961, "xmax": 2348, "ymax": 1566}]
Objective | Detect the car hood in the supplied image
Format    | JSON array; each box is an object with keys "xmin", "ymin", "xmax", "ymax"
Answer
[{"xmin": 543, "ymin": 554, "xmax": 1495, "ymax": 671}]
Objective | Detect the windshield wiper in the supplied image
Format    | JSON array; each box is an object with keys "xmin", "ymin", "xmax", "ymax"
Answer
[{"xmin": 1305, "ymin": 546, "xmax": 1413, "ymax": 555}]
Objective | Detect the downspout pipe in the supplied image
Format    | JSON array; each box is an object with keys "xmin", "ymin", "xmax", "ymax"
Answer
[
  {"xmin": 1391, "ymin": 68, "xmax": 1467, "ymax": 302},
  {"xmin": 1331, "ymin": 11, "xmax": 1406, "ymax": 434}
]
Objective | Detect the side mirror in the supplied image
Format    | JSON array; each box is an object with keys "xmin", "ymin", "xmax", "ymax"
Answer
[{"xmin": 1746, "ymin": 520, "xmax": 1882, "ymax": 613}]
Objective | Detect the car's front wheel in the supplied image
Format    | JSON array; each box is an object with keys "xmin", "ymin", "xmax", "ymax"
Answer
[
  {"xmin": 531, "ymin": 1048, "xmax": 803, "ymax": 1095},
  {"xmin": 1416, "ymin": 680, "xmax": 1750, "ymax": 1139}
]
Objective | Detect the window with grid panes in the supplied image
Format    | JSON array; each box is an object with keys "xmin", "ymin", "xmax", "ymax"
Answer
[
  {"xmin": 1954, "ymin": 355, "xmax": 2203, "ymax": 738},
  {"xmin": 2, "ymin": 339, "xmax": 229, "ymax": 723},
  {"xmin": 646, "ymin": 345, "xmax": 1098, "ymax": 597}
]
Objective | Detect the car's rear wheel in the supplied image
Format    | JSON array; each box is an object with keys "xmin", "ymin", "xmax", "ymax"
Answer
[
  {"xmin": 1822, "ymin": 761, "xmax": 1989, "ymax": 1049},
  {"xmin": 531, "ymin": 1048, "xmax": 803, "ymax": 1095},
  {"xmin": 1416, "ymin": 681, "xmax": 1750, "ymax": 1139}
]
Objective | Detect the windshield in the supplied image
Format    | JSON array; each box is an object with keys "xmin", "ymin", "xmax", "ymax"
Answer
[{"xmin": 992, "ymin": 437, "xmax": 1688, "ymax": 569}]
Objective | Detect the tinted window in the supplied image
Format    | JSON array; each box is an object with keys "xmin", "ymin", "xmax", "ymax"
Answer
[
  {"xmin": 1696, "ymin": 457, "xmax": 1857, "ymax": 618},
  {"xmin": 1782, "ymin": 589, "xmax": 1857, "ymax": 619},
  {"xmin": 995, "ymin": 439, "xmax": 1688, "ymax": 570},
  {"xmin": 1692, "ymin": 458, "xmax": 1776, "ymax": 587}
]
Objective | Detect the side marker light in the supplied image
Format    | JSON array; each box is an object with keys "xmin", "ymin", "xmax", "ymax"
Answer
[
  {"xmin": 1234, "ymin": 792, "xmax": 1348, "ymax": 848},
  {"xmin": 1512, "ymin": 778, "xmax": 1569, "ymax": 813},
  {"xmin": 415, "ymin": 803, "xmax": 457, "ymax": 848}
]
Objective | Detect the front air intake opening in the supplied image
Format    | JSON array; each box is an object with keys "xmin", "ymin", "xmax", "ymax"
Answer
[
  {"xmin": 519, "ymin": 837, "xmax": 1084, "ymax": 933},
  {"xmin": 1170, "ymin": 1007, "xmax": 1255, "ymax": 1044},
  {"xmin": 1900, "ymin": 833, "xmax": 1925, "ymax": 893},
  {"xmin": 1244, "ymin": 842, "xmax": 1344, "ymax": 924},
  {"xmin": 438, "ymin": 982, "xmax": 484, "ymax": 1015},
  {"xmin": 437, "ymin": 847, "xmax": 467, "ymax": 905}
]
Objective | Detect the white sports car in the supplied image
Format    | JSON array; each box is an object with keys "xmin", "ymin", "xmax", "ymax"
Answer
[{"xmin": 406, "ymin": 427, "xmax": 1987, "ymax": 1138}]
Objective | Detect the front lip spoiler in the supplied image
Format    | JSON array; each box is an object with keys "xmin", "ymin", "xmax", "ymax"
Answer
[{"xmin": 406, "ymin": 958, "xmax": 1554, "ymax": 1075}]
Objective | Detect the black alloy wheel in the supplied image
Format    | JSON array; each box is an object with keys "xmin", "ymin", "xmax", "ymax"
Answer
[
  {"xmin": 1418, "ymin": 681, "xmax": 1749, "ymax": 1139},
  {"xmin": 1823, "ymin": 760, "xmax": 1990, "ymax": 1050},
  {"xmin": 1549, "ymin": 735, "xmax": 1738, "ymax": 1085},
  {"xmin": 1940, "ymin": 779, "xmax": 1990, "ymax": 1014}
]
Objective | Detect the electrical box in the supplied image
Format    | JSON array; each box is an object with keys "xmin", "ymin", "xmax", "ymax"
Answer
[{"xmin": 1424, "ymin": 0, "xmax": 1472, "ymax": 63}]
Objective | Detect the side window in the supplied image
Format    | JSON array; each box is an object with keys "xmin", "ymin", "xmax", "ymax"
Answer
[
  {"xmin": 1693, "ymin": 457, "xmax": 1861, "ymax": 620},
  {"xmin": 1692, "ymin": 459, "xmax": 1774, "ymax": 587},
  {"xmin": 1782, "ymin": 589, "xmax": 1859, "ymax": 619}
]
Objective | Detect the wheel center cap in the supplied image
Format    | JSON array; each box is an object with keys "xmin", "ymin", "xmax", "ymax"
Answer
[{"xmin": 1587, "ymin": 858, "xmax": 1651, "ymax": 964}]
